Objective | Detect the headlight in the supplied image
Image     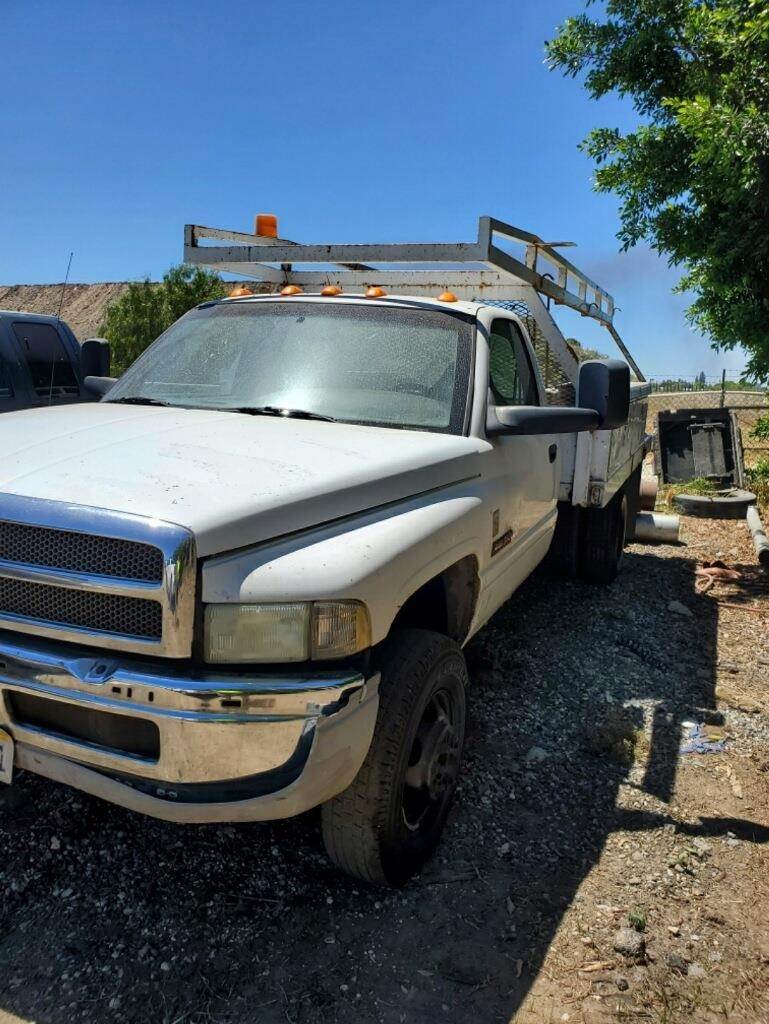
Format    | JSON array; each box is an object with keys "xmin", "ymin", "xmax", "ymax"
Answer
[{"xmin": 204, "ymin": 601, "xmax": 371, "ymax": 664}]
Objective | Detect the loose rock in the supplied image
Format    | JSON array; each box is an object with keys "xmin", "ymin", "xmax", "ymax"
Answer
[
  {"xmin": 667, "ymin": 952, "xmax": 688, "ymax": 975},
  {"xmin": 668, "ymin": 600, "xmax": 693, "ymax": 617},
  {"xmin": 613, "ymin": 927, "xmax": 645, "ymax": 959},
  {"xmin": 524, "ymin": 746, "xmax": 549, "ymax": 764}
]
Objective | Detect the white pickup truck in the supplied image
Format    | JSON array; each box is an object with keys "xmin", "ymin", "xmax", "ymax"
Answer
[{"xmin": 0, "ymin": 217, "xmax": 648, "ymax": 885}]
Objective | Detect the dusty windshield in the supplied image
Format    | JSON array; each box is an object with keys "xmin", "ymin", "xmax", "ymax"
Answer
[{"xmin": 105, "ymin": 300, "xmax": 472, "ymax": 432}]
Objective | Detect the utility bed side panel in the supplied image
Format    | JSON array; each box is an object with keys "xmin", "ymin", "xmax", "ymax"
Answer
[
  {"xmin": 589, "ymin": 389, "xmax": 649, "ymax": 506},
  {"xmin": 559, "ymin": 387, "xmax": 649, "ymax": 507}
]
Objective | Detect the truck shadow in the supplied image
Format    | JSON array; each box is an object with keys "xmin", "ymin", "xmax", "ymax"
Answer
[{"xmin": 0, "ymin": 548, "xmax": 766, "ymax": 1024}]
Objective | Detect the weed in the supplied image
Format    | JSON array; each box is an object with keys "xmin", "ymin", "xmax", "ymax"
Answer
[
  {"xmin": 746, "ymin": 456, "xmax": 769, "ymax": 484},
  {"xmin": 745, "ymin": 459, "xmax": 769, "ymax": 511},
  {"xmin": 658, "ymin": 477, "xmax": 721, "ymax": 509},
  {"xmin": 628, "ymin": 906, "xmax": 647, "ymax": 932}
]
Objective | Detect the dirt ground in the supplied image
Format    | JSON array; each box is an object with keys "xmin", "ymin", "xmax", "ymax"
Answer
[
  {"xmin": 1, "ymin": 514, "xmax": 768, "ymax": 1024},
  {"xmin": 0, "ymin": 284, "xmax": 128, "ymax": 339}
]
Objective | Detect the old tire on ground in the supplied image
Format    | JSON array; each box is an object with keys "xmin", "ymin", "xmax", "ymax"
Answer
[
  {"xmin": 579, "ymin": 488, "xmax": 628, "ymax": 584},
  {"xmin": 673, "ymin": 490, "xmax": 756, "ymax": 520},
  {"xmin": 321, "ymin": 629, "xmax": 467, "ymax": 886}
]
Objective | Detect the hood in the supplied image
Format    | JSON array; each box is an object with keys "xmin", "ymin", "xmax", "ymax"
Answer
[{"xmin": 0, "ymin": 404, "xmax": 485, "ymax": 556}]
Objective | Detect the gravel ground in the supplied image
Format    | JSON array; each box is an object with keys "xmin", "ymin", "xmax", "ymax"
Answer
[{"xmin": 1, "ymin": 514, "xmax": 768, "ymax": 1024}]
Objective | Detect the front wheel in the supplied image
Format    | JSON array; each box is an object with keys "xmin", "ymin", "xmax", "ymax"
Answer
[
  {"xmin": 321, "ymin": 629, "xmax": 467, "ymax": 886},
  {"xmin": 579, "ymin": 488, "xmax": 628, "ymax": 584}
]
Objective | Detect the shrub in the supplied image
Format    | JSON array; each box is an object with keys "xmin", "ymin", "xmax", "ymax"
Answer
[
  {"xmin": 751, "ymin": 415, "xmax": 769, "ymax": 442},
  {"xmin": 100, "ymin": 265, "xmax": 226, "ymax": 375},
  {"xmin": 747, "ymin": 457, "xmax": 769, "ymax": 484}
]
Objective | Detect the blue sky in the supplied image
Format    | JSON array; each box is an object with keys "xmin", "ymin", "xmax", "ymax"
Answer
[{"xmin": 1, "ymin": 0, "xmax": 748, "ymax": 379}]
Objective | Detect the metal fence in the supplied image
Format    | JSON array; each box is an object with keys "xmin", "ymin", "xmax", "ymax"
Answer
[{"xmin": 646, "ymin": 374, "xmax": 765, "ymax": 397}]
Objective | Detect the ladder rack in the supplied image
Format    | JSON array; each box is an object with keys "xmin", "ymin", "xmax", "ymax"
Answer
[{"xmin": 183, "ymin": 216, "xmax": 644, "ymax": 381}]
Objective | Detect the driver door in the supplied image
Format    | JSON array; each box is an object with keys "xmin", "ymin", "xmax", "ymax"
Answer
[{"xmin": 483, "ymin": 316, "xmax": 559, "ymax": 601}]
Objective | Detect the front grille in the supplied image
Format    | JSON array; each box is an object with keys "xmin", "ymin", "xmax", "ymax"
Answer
[
  {"xmin": 0, "ymin": 496, "xmax": 195, "ymax": 656},
  {"xmin": 0, "ymin": 520, "xmax": 164, "ymax": 582},
  {"xmin": 0, "ymin": 576, "xmax": 162, "ymax": 640},
  {"xmin": 6, "ymin": 691, "xmax": 160, "ymax": 760}
]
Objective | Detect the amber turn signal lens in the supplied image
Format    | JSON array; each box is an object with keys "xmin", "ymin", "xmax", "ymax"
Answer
[
  {"xmin": 438, "ymin": 291, "xmax": 458, "ymax": 302},
  {"xmin": 320, "ymin": 285, "xmax": 343, "ymax": 296},
  {"xmin": 228, "ymin": 285, "xmax": 253, "ymax": 297},
  {"xmin": 255, "ymin": 213, "xmax": 278, "ymax": 238},
  {"xmin": 280, "ymin": 285, "xmax": 303, "ymax": 296},
  {"xmin": 364, "ymin": 286, "xmax": 387, "ymax": 298}
]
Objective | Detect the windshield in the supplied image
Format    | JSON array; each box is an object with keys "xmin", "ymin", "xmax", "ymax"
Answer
[{"xmin": 105, "ymin": 300, "xmax": 473, "ymax": 433}]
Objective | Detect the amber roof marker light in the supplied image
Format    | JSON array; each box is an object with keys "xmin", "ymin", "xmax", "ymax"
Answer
[
  {"xmin": 280, "ymin": 285, "xmax": 303, "ymax": 296},
  {"xmin": 438, "ymin": 291, "xmax": 458, "ymax": 302},
  {"xmin": 364, "ymin": 286, "xmax": 387, "ymax": 299},
  {"xmin": 321, "ymin": 285, "xmax": 343, "ymax": 296},
  {"xmin": 228, "ymin": 285, "xmax": 254, "ymax": 298},
  {"xmin": 255, "ymin": 213, "xmax": 279, "ymax": 238}
]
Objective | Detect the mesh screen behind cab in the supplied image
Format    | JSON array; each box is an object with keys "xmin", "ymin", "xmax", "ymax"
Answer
[{"xmin": 481, "ymin": 299, "xmax": 576, "ymax": 406}]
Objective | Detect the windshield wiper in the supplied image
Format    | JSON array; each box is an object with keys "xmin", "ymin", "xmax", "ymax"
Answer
[
  {"xmin": 110, "ymin": 396, "xmax": 173, "ymax": 407},
  {"xmin": 228, "ymin": 405, "xmax": 337, "ymax": 422}
]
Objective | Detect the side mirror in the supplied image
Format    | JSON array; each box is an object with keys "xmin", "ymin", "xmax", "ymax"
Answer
[
  {"xmin": 486, "ymin": 405, "xmax": 599, "ymax": 436},
  {"xmin": 83, "ymin": 375, "xmax": 117, "ymax": 398},
  {"xmin": 81, "ymin": 338, "xmax": 112, "ymax": 378},
  {"xmin": 485, "ymin": 359, "xmax": 631, "ymax": 437},
  {"xmin": 577, "ymin": 359, "xmax": 629, "ymax": 430}
]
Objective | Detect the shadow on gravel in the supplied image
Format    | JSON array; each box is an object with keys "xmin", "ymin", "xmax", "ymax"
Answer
[{"xmin": 1, "ymin": 548, "xmax": 768, "ymax": 1024}]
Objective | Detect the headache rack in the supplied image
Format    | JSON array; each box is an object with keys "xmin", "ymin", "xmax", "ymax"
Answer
[{"xmin": 184, "ymin": 215, "xmax": 645, "ymax": 384}]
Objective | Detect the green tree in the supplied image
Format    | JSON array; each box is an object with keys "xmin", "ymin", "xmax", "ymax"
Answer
[
  {"xmin": 567, "ymin": 337, "xmax": 609, "ymax": 361},
  {"xmin": 101, "ymin": 264, "xmax": 226, "ymax": 374},
  {"xmin": 546, "ymin": 0, "xmax": 769, "ymax": 382}
]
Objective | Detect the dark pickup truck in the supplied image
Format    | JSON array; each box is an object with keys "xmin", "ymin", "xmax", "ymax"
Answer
[{"xmin": 0, "ymin": 311, "xmax": 110, "ymax": 412}]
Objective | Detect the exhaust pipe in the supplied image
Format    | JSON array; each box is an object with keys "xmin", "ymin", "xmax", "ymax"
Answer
[{"xmin": 634, "ymin": 511, "xmax": 680, "ymax": 544}]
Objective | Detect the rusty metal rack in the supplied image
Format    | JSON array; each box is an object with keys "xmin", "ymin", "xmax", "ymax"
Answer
[{"xmin": 184, "ymin": 216, "xmax": 645, "ymax": 382}]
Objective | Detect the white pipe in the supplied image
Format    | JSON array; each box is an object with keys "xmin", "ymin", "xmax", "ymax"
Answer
[
  {"xmin": 634, "ymin": 511, "xmax": 680, "ymax": 544},
  {"xmin": 747, "ymin": 505, "xmax": 769, "ymax": 568}
]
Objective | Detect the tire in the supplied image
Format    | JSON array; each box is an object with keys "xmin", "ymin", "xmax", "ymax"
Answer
[
  {"xmin": 543, "ymin": 501, "xmax": 582, "ymax": 579},
  {"xmin": 624, "ymin": 465, "xmax": 643, "ymax": 542},
  {"xmin": 579, "ymin": 488, "xmax": 628, "ymax": 584},
  {"xmin": 673, "ymin": 489, "xmax": 756, "ymax": 520},
  {"xmin": 321, "ymin": 629, "xmax": 467, "ymax": 886}
]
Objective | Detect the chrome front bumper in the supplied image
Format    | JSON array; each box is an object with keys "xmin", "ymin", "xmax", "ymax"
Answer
[{"xmin": 0, "ymin": 632, "xmax": 379, "ymax": 822}]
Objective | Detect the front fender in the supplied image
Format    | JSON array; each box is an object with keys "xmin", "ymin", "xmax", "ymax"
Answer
[{"xmin": 202, "ymin": 486, "xmax": 487, "ymax": 645}]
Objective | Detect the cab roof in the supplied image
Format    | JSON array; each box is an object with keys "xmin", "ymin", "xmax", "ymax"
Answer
[{"xmin": 213, "ymin": 292, "xmax": 487, "ymax": 317}]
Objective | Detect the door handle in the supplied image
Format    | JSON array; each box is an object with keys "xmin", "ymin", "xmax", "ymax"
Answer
[{"xmin": 548, "ymin": 443, "xmax": 558, "ymax": 463}]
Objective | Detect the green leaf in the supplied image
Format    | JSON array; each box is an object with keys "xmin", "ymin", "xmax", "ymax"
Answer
[{"xmin": 548, "ymin": 0, "xmax": 769, "ymax": 381}]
